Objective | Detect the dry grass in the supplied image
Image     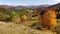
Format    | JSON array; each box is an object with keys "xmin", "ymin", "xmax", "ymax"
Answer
[{"xmin": 0, "ymin": 22, "xmax": 56, "ymax": 34}]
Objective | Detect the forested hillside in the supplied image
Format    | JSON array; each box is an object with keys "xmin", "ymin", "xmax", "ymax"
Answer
[{"xmin": 0, "ymin": 3, "xmax": 60, "ymax": 34}]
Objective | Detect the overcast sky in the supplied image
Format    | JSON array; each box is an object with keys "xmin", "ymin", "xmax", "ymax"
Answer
[{"xmin": 0, "ymin": 0, "xmax": 60, "ymax": 6}]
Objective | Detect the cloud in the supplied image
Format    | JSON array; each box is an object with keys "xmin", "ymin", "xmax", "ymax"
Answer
[
  {"xmin": 14, "ymin": 3, "xmax": 28, "ymax": 6},
  {"xmin": 0, "ymin": 3, "xmax": 28, "ymax": 6},
  {"xmin": 53, "ymin": 0, "xmax": 60, "ymax": 3},
  {"xmin": 56, "ymin": 0, "xmax": 60, "ymax": 2},
  {"xmin": 48, "ymin": 0, "xmax": 60, "ymax": 5}
]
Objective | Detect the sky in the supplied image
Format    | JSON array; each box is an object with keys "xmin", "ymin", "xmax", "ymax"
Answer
[{"xmin": 0, "ymin": 0, "xmax": 60, "ymax": 6}]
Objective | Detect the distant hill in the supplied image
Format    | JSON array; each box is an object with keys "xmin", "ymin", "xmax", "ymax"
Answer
[
  {"xmin": 0, "ymin": 3, "xmax": 60, "ymax": 10},
  {"xmin": 12, "ymin": 6, "xmax": 27, "ymax": 9},
  {"xmin": 10, "ymin": 5, "xmax": 49, "ymax": 9},
  {"xmin": 48, "ymin": 3, "xmax": 60, "ymax": 9},
  {"xmin": 36, "ymin": 3, "xmax": 60, "ymax": 11},
  {"xmin": 0, "ymin": 5, "xmax": 49, "ymax": 9},
  {"xmin": 26, "ymin": 5, "xmax": 49, "ymax": 9},
  {"xmin": 44, "ymin": 3, "xmax": 60, "ymax": 11},
  {"xmin": 0, "ymin": 5, "xmax": 13, "ymax": 9}
]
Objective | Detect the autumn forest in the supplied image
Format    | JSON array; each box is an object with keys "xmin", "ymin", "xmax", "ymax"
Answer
[{"xmin": 0, "ymin": 3, "xmax": 60, "ymax": 34}]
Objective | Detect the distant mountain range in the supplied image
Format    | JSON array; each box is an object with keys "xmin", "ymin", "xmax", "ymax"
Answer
[
  {"xmin": 10, "ymin": 5, "xmax": 49, "ymax": 9},
  {"xmin": 48, "ymin": 3, "xmax": 60, "ymax": 8},
  {"xmin": 0, "ymin": 4, "xmax": 50, "ymax": 9},
  {"xmin": 0, "ymin": 5, "xmax": 13, "ymax": 9},
  {"xmin": 36, "ymin": 3, "xmax": 60, "ymax": 11},
  {"xmin": 0, "ymin": 3, "xmax": 60, "ymax": 9}
]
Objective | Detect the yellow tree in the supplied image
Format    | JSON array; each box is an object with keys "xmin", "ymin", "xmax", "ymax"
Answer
[
  {"xmin": 12, "ymin": 15, "xmax": 21, "ymax": 24},
  {"xmin": 21, "ymin": 15, "xmax": 32, "ymax": 26},
  {"xmin": 12, "ymin": 11, "xmax": 21, "ymax": 24},
  {"xmin": 41, "ymin": 10, "xmax": 57, "ymax": 29}
]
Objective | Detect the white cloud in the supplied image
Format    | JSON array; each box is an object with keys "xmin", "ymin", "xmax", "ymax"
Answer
[
  {"xmin": 53, "ymin": 0, "xmax": 60, "ymax": 3},
  {"xmin": 48, "ymin": 0, "xmax": 60, "ymax": 5},
  {"xmin": 55, "ymin": 0, "xmax": 60, "ymax": 2},
  {"xmin": 0, "ymin": 3, "xmax": 28, "ymax": 6},
  {"xmin": 14, "ymin": 3, "xmax": 28, "ymax": 6}
]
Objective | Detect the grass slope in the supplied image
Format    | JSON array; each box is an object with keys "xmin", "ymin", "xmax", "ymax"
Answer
[{"xmin": 0, "ymin": 22, "xmax": 56, "ymax": 34}]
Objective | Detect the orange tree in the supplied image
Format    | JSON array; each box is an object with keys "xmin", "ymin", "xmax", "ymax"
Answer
[{"xmin": 41, "ymin": 10, "xmax": 57, "ymax": 29}]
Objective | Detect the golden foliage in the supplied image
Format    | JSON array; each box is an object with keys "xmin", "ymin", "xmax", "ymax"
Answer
[
  {"xmin": 12, "ymin": 16, "xmax": 21, "ymax": 24},
  {"xmin": 42, "ymin": 10, "xmax": 57, "ymax": 28},
  {"xmin": 23, "ymin": 21, "xmax": 30, "ymax": 26},
  {"xmin": 21, "ymin": 15, "xmax": 32, "ymax": 26},
  {"xmin": 22, "ymin": 15, "xmax": 27, "ymax": 20}
]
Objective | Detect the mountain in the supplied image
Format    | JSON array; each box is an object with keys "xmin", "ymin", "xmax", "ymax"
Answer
[
  {"xmin": 48, "ymin": 3, "xmax": 60, "ymax": 8},
  {"xmin": 0, "ymin": 5, "xmax": 14, "ymax": 9},
  {"xmin": 36, "ymin": 3, "xmax": 60, "ymax": 11},
  {"xmin": 12, "ymin": 6, "xmax": 27, "ymax": 9},
  {"xmin": 0, "ymin": 5, "xmax": 27, "ymax": 9},
  {"xmin": 14, "ymin": 5, "xmax": 49, "ymax": 9},
  {"xmin": 0, "ymin": 4, "xmax": 49, "ymax": 9},
  {"xmin": 0, "ymin": 3, "xmax": 60, "ymax": 10},
  {"xmin": 26, "ymin": 5, "xmax": 49, "ymax": 8},
  {"xmin": 47, "ymin": 3, "xmax": 60, "ymax": 10}
]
